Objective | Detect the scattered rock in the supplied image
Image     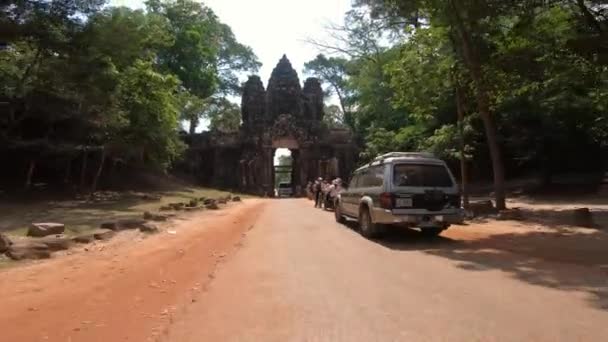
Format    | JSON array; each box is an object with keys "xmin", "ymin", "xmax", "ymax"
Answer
[
  {"xmin": 143, "ymin": 211, "xmax": 168, "ymax": 222},
  {"xmin": 27, "ymin": 222, "xmax": 65, "ymax": 237},
  {"xmin": 570, "ymin": 208, "xmax": 595, "ymax": 228},
  {"xmin": 39, "ymin": 235, "xmax": 73, "ymax": 251},
  {"xmin": 232, "ymin": 196, "xmax": 241, "ymax": 202},
  {"xmin": 141, "ymin": 194, "xmax": 162, "ymax": 201},
  {"xmin": 205, "ymin": 202, "xmax": 219, "ymax": 210},
  {"xmin": 467, "ymin": 200, "xmax": 497, "ymax": 217},
  {"xmin": 117, "ymin": 218, "xmax": 147, "ymax": 230},
  {"xmin": 100, "ymin": 222, "xmax": 118, "ymax": 230},
  {"xmin": 168, "ymin": 203, "xmax": 185, "ymax": 211},
  {"xmin": 159, "ymin": 205, "xmax": 173, "ymax": 211},
  {"xmin": 217, "ymin": 198, "xmax": 227, "ymax": 204},
  {"xmin": 188, "ymin": 199, "xmax": 199, "ymax": 207},
  {"xmin": 73, "ymin": 234, "xmax": 95, "ymax": 244},
  {"xmin": 497, "ymin": 208, "xmax": 523, "ymax": 221},
  {"xmin": 0, "ymin": 233, "xmax": 12, "ymax": 253},
  {"xmin": 203, "ymin": 199, "xmax": 214, "ymax": 205},
  {"xmin": 6, "ymin": 242, "xmax": 51, "ymax": 260},
  {"xmin": 139, "ymin": 223, "xmax": 160, "ymax": 233},
  {"xmin": 198, "ymin": 197, "xmax": 207, "ymax": 202},
  {"xmin": 92, "ymin": 229, "xmax": 115, "ymax": 240}
]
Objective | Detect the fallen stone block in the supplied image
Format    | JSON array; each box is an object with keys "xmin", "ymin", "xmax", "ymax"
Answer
[
  {"xmin": 139, "ymin": 223, "xmax": 160, "ymax": 233},
  {"xmin": 570, "ymin": 208, "xmax": 595, "ymax": 228},
  {"xmin": 6, "ymin": 242, "xmax": 51, "ymax": 260},
  {"xmin": 143, "ymin": 211, "xmax": 169, "ymax": 221},
  {"xmin": 27, "ymin": 222, "xmax": 65, "ymax": 237},
  {"xmin": 188, "ymin": 199, "xmax": 199, "ymax": 207},
  {"xmin": 232, "ymin": 196, "xmax": 241, "ymax": 202},
  {"xmin": 93, "ymin": 229, "xmax": 115, "ymax": 241},
  {"xmin": 203, "ymin": 199, "xmax": 214, "ymax": 205},
  {"xmin": 73, "ymin": 234, "xmax": 95, "ymax": 244},
  {"xmin": 168, "ymin": 203, "xmax": 185, "ymax": 210},
  {"xmin": 497, "ymin": 208, "xmax": 523, "ymax": 221},
  {"xmin": 0, "ymin": 233, "xmax": 12, "ymax": 253},
  {"xmin": 39, "ymin": 235, "xmax": 73, "ymax": 251},
  {"xmin": 205, "ymin": 202, "xmax": 219, "ymax": 210},
  {"xmin": 100, "ymin": 222, "xmax": 118, "ymax": 230},
  {"xmin": 217, "ymin": 198, "xmax": 227, "ymax": 204},
  {"xmin": 117, "ymin": 218, "xmax": 147, "ymax": 230},
  {"xmin": 141, "ymin": 194, "xmax": 162, "ymax": 201},
  {"xmin": 159, "ymin": 205, "xmax": 173, "ymax": 211},
  {"xmin": 468, "ymin": 200, "xmax": 497, "ymax": 217}
]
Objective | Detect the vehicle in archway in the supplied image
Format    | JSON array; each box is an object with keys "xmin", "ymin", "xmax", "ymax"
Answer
[
  {"xmin": 334, "ymin": 152, "xmax": 464, "ymax": 238},
  {"xmin": 277, "ymin": 182, "xmax": 293, "ymax": 197}
]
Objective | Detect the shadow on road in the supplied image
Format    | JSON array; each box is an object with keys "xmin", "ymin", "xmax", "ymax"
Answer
[{"xmin": 370, "ymin": 227, "xmax": 608, "ymax": 312}]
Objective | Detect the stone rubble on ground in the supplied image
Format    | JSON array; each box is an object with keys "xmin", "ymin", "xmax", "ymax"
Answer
[
  {"xmin": 6, "ymin": 242, "xmax": 51, "ymax": 260},
  {"xmin": 0, "ymin": 233, "xmax": 12, "ymax": 253},
  {"xmin": 39, "ymin": 235, "xmax": 73, "ymax": 251},
  {"xmin": 139, "ymin": 223, "xmax": 160, "ymax": 233},
  {"xmin": 143, "ymin": 211, "xmax": 169, "ymax": 221},
  {"xmin": 27, "ymin": 222, "xmax": 65, "ymax": 237}
]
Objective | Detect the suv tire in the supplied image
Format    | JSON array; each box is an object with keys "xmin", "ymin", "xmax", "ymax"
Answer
[
  {"xmin": 359, "ymin": 207, "xmax": 380, "ymax": 239},
  {"xmin": 334, "ymin": 201, "xmax": 346, "ymax": 224},
  {"xmin": 420, "ymin": 227, "xmax": 443, "ymax": 237}
]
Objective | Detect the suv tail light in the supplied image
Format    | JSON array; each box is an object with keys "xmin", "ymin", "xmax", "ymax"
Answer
[{"xmin": 379, "ymin": 192, "xmax": 394, "ymax": 209}]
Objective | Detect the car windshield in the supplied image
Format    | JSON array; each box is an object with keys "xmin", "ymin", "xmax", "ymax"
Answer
[
  {"xmin": 393, "ymin": 163, "xmax": 453, "ymax": 187},
  {"xmin": 278, "ymin": 183, "xmax": 291, "ymax": 188}
]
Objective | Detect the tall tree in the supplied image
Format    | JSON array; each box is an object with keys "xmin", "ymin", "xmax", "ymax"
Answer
[{"xmin": 304, "ymin": 54, "xmax": 354, "ymax": 128}]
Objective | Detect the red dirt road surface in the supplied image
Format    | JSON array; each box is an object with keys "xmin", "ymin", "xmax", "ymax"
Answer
[
  {"xmin": 2, "ymin": 198, "xmax": 608, "ymax": 341},
  {"xmin": 0, "ymin": 200, "xmax": 266, "ymax": 342}
]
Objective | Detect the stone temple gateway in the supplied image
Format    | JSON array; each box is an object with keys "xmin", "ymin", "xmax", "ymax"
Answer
[{"xmin": 183, "ymin": 55, "xmax": 358, "ymax": 196}]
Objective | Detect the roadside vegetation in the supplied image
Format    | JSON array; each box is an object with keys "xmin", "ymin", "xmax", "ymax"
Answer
[
  {"xmin": 304, "ymin": 0, "xmax": 607, "ymax": 209},
  {"xmin": 0, "ymin": 0, "xmax": 259, "ymax": 193}
]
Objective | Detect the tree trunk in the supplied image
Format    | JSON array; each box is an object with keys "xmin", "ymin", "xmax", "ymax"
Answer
[
  {"xmin": 455, "ymin": 86, "xmax": 469, "ymax": 209},
  {"xmin": 25, "ymin": 159, "xmax": 36, "ymax": 189},
  {"xmin": 79, "ymin": 150, "xmax": 88, "ymax": 191},
  {"xmin": 89, "ymin": 148, "xmax": 106, "ymax": 197},
  {"xmin": 449, "ymin": 0, "xmax": 507, "ymax": 210},
  {"xmin": 64, "ymin": 159, "xmax": 71, "ymax": 183},
  {"xmin": 189, "ymin": 118, "xmax": 198, "ymax": 134}
]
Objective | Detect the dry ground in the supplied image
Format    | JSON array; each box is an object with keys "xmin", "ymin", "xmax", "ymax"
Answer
[{"xmin": 0, "ymin": 196, "xmax": 607, "ymax": 341}]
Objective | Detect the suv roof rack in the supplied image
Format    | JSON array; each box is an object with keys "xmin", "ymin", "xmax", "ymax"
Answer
[{"xmin": 373, "ymin": 152, "xmax": 436, "ymax": 161}]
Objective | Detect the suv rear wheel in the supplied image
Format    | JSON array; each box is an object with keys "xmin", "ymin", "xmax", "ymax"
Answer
[
  {"xmin": 359, "ymin": 207, "xmax": 380, "ymax": 239},
  {"xmin": 420, "ymin": 227, "xmax": 443, "ymax": 237},
  {"xmin": 334, "ymin": 201, "xmax": 346, "ymax": 224}
]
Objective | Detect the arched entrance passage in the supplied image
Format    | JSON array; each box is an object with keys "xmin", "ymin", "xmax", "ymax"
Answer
[{"xmin": 272, "ymin": 138, "xmax": 299, "ymax": 196}]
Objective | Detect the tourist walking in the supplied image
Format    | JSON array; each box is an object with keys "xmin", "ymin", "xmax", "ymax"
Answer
[{"xmin": 313, "ymin": 177, "xmax": 322, "ymax": 208}]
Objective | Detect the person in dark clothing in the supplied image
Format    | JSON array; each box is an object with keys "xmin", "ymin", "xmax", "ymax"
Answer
[{"xmin": 313, "ymin": 177, "xmax": 323, "ymax": 208}]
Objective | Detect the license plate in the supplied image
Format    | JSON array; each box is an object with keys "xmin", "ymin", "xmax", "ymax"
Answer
[
  {"xmin": 396, "ymin": 198, "xmax": 412, "ymax": 207},
  {"xmin": 435, "ymin": 215, "xmax": 444, "ymax": 222}
]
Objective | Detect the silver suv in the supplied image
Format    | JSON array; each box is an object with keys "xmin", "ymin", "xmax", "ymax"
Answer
[{"xmin": 335, "ymin": 152, "xmax": 464, "ymax": 238}]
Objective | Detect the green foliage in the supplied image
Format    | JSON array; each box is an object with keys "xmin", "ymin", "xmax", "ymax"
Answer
[
  {"xmin": 117, "ymin": 60, "xmax": 185, "ymax": 168},
  {"xmin": 206, "ymin": 98, "xmax": 242, "ymax": 133},
  {"xmin": 0, "ymin": 0, "xmax": 258, "ymax": 187},
  {"xmin": 325, "ymin": 0, "xmax": 607, "ymax": 187}
]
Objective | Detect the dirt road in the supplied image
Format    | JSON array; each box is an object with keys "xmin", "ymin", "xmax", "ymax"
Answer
[
  {"xmin": 2, "ymin": 198, "xmax": 608, "ymax": 341},
  {"xmin": 167, "ymin": 199, "xmax": 608, "ymax": 342}
]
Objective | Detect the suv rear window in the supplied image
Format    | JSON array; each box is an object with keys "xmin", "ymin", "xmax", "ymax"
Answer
[
  {"xmin": 278, "ymin": 183, "xmax": 291, "ymax": 188},
  {"xmin": 393, "ymin": 163, "xmax": 453, "ymax": 187}
]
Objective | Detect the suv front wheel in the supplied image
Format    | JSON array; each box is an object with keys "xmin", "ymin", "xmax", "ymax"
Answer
[{"xmin": 359, "ymin": 207, "xmax": 380, "ymax": 239}]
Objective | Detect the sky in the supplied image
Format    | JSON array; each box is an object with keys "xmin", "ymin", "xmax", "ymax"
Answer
[{"xmin": 110, "ymin": 0, "xmax": 352, "ymax": 163}]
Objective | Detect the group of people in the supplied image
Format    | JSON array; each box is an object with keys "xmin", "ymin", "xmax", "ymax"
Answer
[{"xmin": 306, "ymin": 177, "xmax": 343, "ymax": 209}]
